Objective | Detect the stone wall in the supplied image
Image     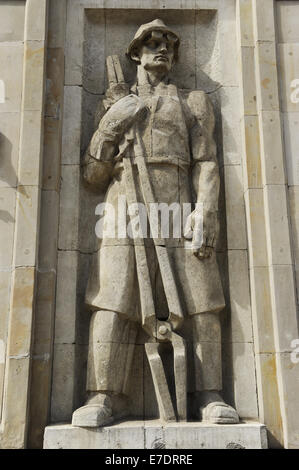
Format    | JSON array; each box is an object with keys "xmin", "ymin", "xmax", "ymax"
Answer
[{"xmin": 0, "ymin": 0, "xmax": 298, "ymax": 449}]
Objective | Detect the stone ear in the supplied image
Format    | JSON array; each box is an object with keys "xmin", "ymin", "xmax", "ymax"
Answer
[{"xmin": 128, "ymin": 49, "xmax": 141, "ymax": 63}]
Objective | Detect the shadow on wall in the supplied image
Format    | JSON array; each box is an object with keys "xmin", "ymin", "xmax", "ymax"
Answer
[{"xmin": 0, "ymin": 132, "xmax": 15, "ymax": 223}]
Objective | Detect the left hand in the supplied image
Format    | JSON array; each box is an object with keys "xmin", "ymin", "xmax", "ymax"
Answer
[{"xmin": 184, "ymin": 208, "xmax": 218, "ymax": 259}]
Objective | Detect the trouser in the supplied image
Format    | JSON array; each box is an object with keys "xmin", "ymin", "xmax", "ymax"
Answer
[{"xmin": 87, "ymin": 310, "xmax": 222, "ymax": 394}]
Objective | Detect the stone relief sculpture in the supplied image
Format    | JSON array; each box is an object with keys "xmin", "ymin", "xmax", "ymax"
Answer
[{"xmin": 72, "ymin": 19, "xmax": 239, "ymax": 427}]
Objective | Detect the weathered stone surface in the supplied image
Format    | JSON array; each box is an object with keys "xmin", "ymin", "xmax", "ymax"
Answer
[
  {"xmin": 0, "ymin": 112, "xmax": 20, "ymax": 188},
  {"xmin": 255, "ymin": 41, "xmax": 280, "ymax": 112},
  {"xmin": 224, "ymin": 165, "xmax": 247, "ymax": 250},
  {"xmin": 38, "ymin": 190, "xmax": 59, "ymax": 271},
  {"xmin": 18, "ymin": 110, "xmax": 43, "ymax": 186},
  {"xmin": 241, "ymin": 115, "xmax": 262, "ymax": 190},
  {"xmin": 244, "ymin": 189, "xmax": 268, "ymax": 268},
  {"xmin": 13, "ymin": 185, "xmax": 39, "ymax": 267},
  {"xmin": 55, "ymin": 250, "xmax": 78, "ymax": 344},
  {"xmin": 8, "ymin": 267, "xmax": 35, "ymax": 357},
  {"xmin": 24, "ymin": 0, "xmax": 47, "ymax": 41},
  {"xmin": 0, "ymin": 0, "xmax": 25, "ymax": 42},
  {"xmin": 50, "ymin": 343, "xmax": 76, "ymax": 423},
  {"xmin": 0, "ymin": 188, "xmax": 16, "ymax": 269},
  {"xmin": 48, "ymin": 0, "xmax": 67, "ymax": 48},
  {"xmin": 44, "ymin": 421, "xmax": 267, "ymax": 449},
  {"xmin": 0, "ymin": 43, "xmax": 24, "ymax": 112},
  {"xmin": 264, "ymin": 184, "xmax": 292, "ymax": 266},
  {"xmin": 42, "ymin": 117, "xmax": 62, "ymax": 191},
  {"xmin": 22, "ymin": 41, "xmax": 46, "ymax": 111},
  {"xmin": 58, "ymin": 165, "xmax": 80, "ymax": 250},
  {"xmin": 61, "ymin": 86, "xmax": 82, "ymax": 165},
  {"xmin": 219, "ymin": 86, "xmax": 242, "ymax": 165},
  {"xmin": 282, "ymin": 113, "xmax": 299, "ymax": 186},
  {"xmin": 276, "ymin": 0, "xmax": 299, "ymax": 43}
]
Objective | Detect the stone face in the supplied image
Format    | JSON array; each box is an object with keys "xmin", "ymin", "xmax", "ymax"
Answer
[{"xmin": 44, "ymin": 421, "xmax": 267, "ymax": 449}]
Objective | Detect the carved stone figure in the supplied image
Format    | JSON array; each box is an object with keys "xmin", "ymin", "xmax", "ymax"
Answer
[{"xmin": 72, "ymin": 19, "xmax": 239, "ymax": 427}]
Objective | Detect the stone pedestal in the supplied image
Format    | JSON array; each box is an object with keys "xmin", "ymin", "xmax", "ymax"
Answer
[{"xmin": 43, "ymin": 421, "xmax": 267, "ymax": 449}]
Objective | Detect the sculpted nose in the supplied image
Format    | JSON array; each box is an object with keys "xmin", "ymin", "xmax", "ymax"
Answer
[{"xmin": 158, "ymin": 41, "xmax": 167, "ymax": 53}]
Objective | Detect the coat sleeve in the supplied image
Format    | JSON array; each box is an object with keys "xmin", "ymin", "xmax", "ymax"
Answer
[
  {"xmin": 82, "ymin": 94, "xmax": 146, "ymax": 192},
  {"xmin": 186, "ymin": 90, "xmax": 217, "ymax": 164},
  {"xmin": 185, "ymin": 90, "xmax": 220, "ymax": 212}
]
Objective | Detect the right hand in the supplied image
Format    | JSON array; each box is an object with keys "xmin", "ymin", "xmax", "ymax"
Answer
[{"xmin": 103, "ymin": 82, "xmax": 130, "ymax": 110}]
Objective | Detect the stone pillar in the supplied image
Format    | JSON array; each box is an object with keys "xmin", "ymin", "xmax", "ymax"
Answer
[
  {"xmin": 237, "ymin": 0, "xmax": 299, "ymax": 449},
  {"xmin": 0, "ymin": 0, "xmax": 48, "ymax": 449}
]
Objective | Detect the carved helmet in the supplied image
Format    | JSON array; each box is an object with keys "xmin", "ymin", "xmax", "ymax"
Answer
[{"xmin": 127, "ymin": 19, "xmax": 180, "ymax": 62}]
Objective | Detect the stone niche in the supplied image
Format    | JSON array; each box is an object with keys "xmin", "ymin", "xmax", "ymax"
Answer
[{"xmin": 49, "ymin": 2, "xmax": 259, "ymax": 431}]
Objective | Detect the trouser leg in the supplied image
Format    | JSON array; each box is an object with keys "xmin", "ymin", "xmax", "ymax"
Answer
[
  {"xmin": 86, "ymin": 310, "xmax": 138, "ymax": 395},
  {"xmin": 192, "ymin": 313, "xmax": 222, "ymax": 392}
]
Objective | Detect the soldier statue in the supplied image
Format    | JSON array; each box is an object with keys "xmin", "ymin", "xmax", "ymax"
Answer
[{"xmin": 72, "ymin": 19, "xmax": 239, "ymax": 427}]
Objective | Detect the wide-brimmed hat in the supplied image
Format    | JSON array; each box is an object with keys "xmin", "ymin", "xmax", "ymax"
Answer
[{"xmin": 127, "ymin": 19, "xmax": 180, "ymax": 62}]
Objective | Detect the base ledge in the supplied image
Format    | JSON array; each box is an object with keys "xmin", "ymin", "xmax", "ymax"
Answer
[{"xmin": 44, "ymin": 420, "xmax": 268, "ymax": 449}]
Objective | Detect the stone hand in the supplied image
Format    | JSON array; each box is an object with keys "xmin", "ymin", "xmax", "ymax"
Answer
[{"xmin": 185, "ymin": 208, "xmax": 218, "ymax": 259}]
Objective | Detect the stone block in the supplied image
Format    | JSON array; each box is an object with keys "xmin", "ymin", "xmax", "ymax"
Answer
[
  {"xmin": 276, "ymin": 0, "xmax": 299, "ymax": 43},
  {"xmin": 18, "ymin": 109, "xmax": 43, "ymax": 186},
  {"xmin": 39, "ymin": 190, "xmax": 59, "ymax": 271},
  {"xmin": 263, "ymin": 184, "xmax": 292, "ymax": 266},
  {"xmin": 42, "ymin": 117, "xmax": 62, "ymax": 191},
  {"xmin": 224, "ymin": 165, "xmax": 247, "ymax": 250},
  {"xmin": 8, "ymin": 267, "xmax": 35, "ymax": 357},
  {"xmin": 1, "ymin": 356, "xmax": 30, "ymax": 449},
  {"xmin": 23, "ymin": 40, "xmax": 46, "ymax": 111},
  {"xmin": 244, "ymin": 188, "xmax": 268, "ymax": 268},
  {"xmin": 0, "ymin": 43, "xmax": 24, "ymax": 112},
  {"xmin": 83, "ymin": 10, "xmax": 106, "ymax": 95},
  {"xmin": 0, "ymin": 0, "xmax": 25, "ymax": 42},
  {"xmin": 227, "ymin": 250, "xmax": 253, "ymax": 343},
  {"xmin": 218, "ymin": 0, "xmax": 239, "ymax": 87},
  {"xmin": 0, "ymin": 112, "xmax": 20, "ymax": 188},
  {"xmin": 50, "ymin": 343, "xmax": 76, "ymax": 423},
  {"xmin": 13, "ymin": 185, "xmax": 39, "ymax": 267},
  {"xmin": 219, "ymin": 87, "xmax": 242, "ymax": 165},
  {"xmin": 238, "ymin": 46, "xmax": 257, "ymax": 115},
  {"xmin": 43, "ymin": 421, "xmax": 267, "ymax": 449},
  {"xmin": 0, "ymin": 187, "xmax": 16, "ymax": 269},
  {"xmin": 24, "ymin": 0, "xmax": 47, "ymax": 41},
  {"xmin": 65, "ymin": 2, "xmax": 84, "ymax": 85},
  {"xmin": 58, "ymin": 164, "xmax": 80, "ymax": 251},
  {"xmin": 241, "ymin": 115, "xmax": 262, "ymax": 190},
  {"xmin": 48, "ymin": 0, "xmax": 67, "ymax": 48},
  {"xmin": 45, "ymin": 47, "xmax": 65, "ymax": 119},
  {"xmin": 269, "ymin": 265, "xmax": 298, "ymax": 352},
  {"xmin": 252, "ymin": 0, "xmax": 275, "ymax": 42},
  {"xmin": 259, "ymin": 111, "xmax": 286, "ymax": 185},
  {"xmin": 0, "ymin": 269, "xmax": 11, "ymax": 417},
  {"xmin": 276, "ymin": 352, "xmax": 299, "ymax": 449},
  {"xmin": 278, "ymin": 43, "xmax": 299, "ymax": 113},
  {"xmin": 283, "ymin": 113, "xmax": 299, "ymax": 186},
  {"xmin": 236, "ymin": 0, "xmax": 254, "ymax": 47},
  {"xmin": 195, "ymin": 9, "xmax": 220, "ymax": 93},
  {"xmin": 62, "ymin": 86, "xmax": 82, "ymax": 165},
  {"xmin": 255, "ymin": 352, "xmax": 283, "ymax": 446},
  {"xmin": 288, "ymin": 185, "xmax": 299, "ymax": 276},
  {"xmin": 255, "ymin": 41, "xmax": 280, "ymax": 112},
  {"xmin": 249, "ymin": 266, "xmax": 275, "ymax": 354},
  {"xmin": 79, "ymin": 186, "xmax": 101, "ymax": 254},
  {"xmin": 55, "ymin": 250, "xmax": 78, "ymax": 344},
  {"xmin": 33, "ymin": 270, "xmax": 56, "ymax": 356},
  {"xmin": 28, "ymin": 355, "xmax": 52, "ymax": 448},
  {"xmin": 230, "ymin": 342, "xmax": 259, "ymax": 419}
]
